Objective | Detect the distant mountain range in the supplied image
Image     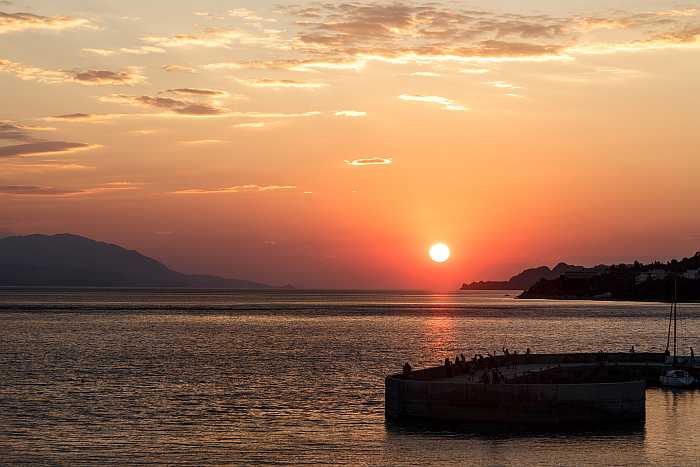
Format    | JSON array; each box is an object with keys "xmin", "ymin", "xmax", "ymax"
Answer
[
  {"xmin": 461, "ymin": 263, "xmax": 609, "ymax": 291},
  {"xmin": 0, "ymin": 234, "xmax": 270, "ymax": 289}
]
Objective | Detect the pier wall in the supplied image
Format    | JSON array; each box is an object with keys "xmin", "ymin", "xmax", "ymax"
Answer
[{"xmin": 385, "ymin": 353, "xmax": 659, "ymax": 424}]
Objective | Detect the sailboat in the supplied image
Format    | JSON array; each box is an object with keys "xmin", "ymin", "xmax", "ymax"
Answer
[{"xmin": 660, "ymin": 280, "xmax": 696, "ymax": 388}]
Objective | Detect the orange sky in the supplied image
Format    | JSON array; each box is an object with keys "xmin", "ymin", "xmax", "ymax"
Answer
[{"xmin": 1, "ymin": 1, "xmax": 700, "ymax": 288}]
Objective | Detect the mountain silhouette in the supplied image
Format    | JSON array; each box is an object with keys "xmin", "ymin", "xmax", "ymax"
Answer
[
  {"xmin": 461, "ymin": 263, "xmax": 608, "ymax": 290},
  {"xmin": 0, "ymin": 233, "xmax": 269, "ymax": 288}
]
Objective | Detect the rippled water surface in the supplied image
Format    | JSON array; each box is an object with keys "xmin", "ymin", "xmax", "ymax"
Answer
[{"xmin": 1, "ymin": 289, "xmax": 700, "ymax": 465}]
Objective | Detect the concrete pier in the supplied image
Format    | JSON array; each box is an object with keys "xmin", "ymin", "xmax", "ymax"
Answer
[{"xmin": 386, "ymin": 352, "xmax": 669, "ymax": 425}]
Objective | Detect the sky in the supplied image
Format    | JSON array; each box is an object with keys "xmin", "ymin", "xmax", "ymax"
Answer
[{"xmin": 1, "ymin": 0, "xmax": 700, "ymax": 289}]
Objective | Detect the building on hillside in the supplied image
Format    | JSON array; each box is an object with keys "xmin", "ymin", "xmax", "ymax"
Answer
[
  {"xmin": 635, "ymin": 269, "xmax": 669, "ymax": 285},
  {"xmin": 682, "ymin": 269, "xmax": 700, "ymax": 280}
]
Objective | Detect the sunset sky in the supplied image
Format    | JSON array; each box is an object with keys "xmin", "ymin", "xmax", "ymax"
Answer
[{"xmin": 2, "ymin": 0, "xmax": 700, "ymax": 288}]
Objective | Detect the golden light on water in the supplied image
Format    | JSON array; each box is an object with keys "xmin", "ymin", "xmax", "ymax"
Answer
[{"xmin": 429, "ymin": 243, "xmax": 450, "ymax": 263}]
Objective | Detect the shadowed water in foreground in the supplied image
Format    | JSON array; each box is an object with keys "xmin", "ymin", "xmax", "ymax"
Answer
[{"xmin": 1, "ymin": 290, "xmax": 699, "ymax": 465}]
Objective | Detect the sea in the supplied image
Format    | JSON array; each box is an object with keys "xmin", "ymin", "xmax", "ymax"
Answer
[{"xmin": 1, "ymin": 289, "xmax": 699, "ymax": 466}]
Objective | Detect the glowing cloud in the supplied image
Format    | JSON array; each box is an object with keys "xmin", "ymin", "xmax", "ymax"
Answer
[
  {"xmin": 0, "ymin": 59, "xmax": 146, "ymax": 86},
  {"xmin": 100, "ymin": 94, "xmax": 228, "ymax": 116},
  {"xmin": 173, "ymin": 184, "xmax": 297, "ymax": 195},
  {"xmin": 0, "ymin": 141, "xmax": 101, "ymax": 158},
  {"xmin": 0, "ymin": 11, "xmax": 93, "ymax": 34},
  {"xmin": 180, "ymin": 139, "xmax": 226, "ymax": 145},
  {"xmin": 344, "ymin": 157, "xmax": 393, "ymax": 166},
  {"xmin": 162, "ymin": 64, "xmax": 197, "ymax": 73},
  {"xmin": 234, "ymin": 78, "xmax": 327, "ymax": 89},
  {"xmin": 334, "ymin": 111, "xmax": 366, "ymax": 117},
  {"xmin": 164, "ymin": 88, "xmax": 229, "ymax": 97},
  {"xmin": 398, "ymin": 94, "xmax": 467, "ymax": 111}
]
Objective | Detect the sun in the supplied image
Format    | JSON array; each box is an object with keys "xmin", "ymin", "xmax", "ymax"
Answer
[{"xmin": 429, "ymin": 243, "xmax": 450, "ymax": 263}]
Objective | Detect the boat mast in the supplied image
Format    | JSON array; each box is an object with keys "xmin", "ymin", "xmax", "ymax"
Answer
[{"xmin": 673, "ymin": 279, "xmax": 678, "ymax": 365}]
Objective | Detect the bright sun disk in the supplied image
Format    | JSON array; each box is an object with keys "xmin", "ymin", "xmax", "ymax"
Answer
[{"xmin": 429, "ymin": 243, "xmax": 450, "ymax": 263}]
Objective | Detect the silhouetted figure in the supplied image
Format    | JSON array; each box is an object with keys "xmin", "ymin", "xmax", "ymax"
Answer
[
  {"xmin": 402, "ymin": 362, "xmax": 412, "ymax": 378},
  {"xmin": 444, "ymin": 357, "xmax": 452, "ymax": 377}
]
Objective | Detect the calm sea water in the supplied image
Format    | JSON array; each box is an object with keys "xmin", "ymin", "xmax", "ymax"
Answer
[{"xmin": 1, "ymin": 289, "xmax": 700, "ymax": 465}]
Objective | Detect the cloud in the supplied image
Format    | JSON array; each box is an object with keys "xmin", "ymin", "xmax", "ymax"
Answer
[
  {"xmin": 233, "ymin": 121, "xmax": 276, "ymax": 129},
  {"xmin": 83, "ymin": 46, "xmax": 164, "ymax": 56},
  {"xmin": 273, "ymin": 3, "xmax": 700, "ymax": 69},
  {"xmin": 173, "ymin": 184, "xmax": 296, "ymax": 195},
  {"xmin": 163, "ymin": 64, "xmax": 197, "ymax": 73},
  {"xmin": 334, "ymin": 110, "xmax": 366, "ymax": 117},
  {"xmin": 0, "ymin": 58, "xmax": 146, "ymax": 85},
  {"xmin": 142, "ymin": 27, "xmax": 287, "ymax": 49},
  {"xmin": 71, "ymin": 68, "xmax": 146, "ymax": 86},
  {"xmin": 100, "ymin": 94, "xmax": 228, "ymax": 116},
  {"xmin": 0, "ymin": 161, "xmax": 93, "ymax": 174},
  {"xmin": 229, "ymin": 111, "xmax": 321, "ymax": 119},
  {"xmin": 0, "ymin": 181, "xmax": 137, "ymax": 197},
  {"xmin": 344, "ymin": 157, "xmax": 392, "ymax": 166},
  {"xmin": 0, "ymin": 141, "xmax": 100, "ymax": 158},
  {"xmin": 398, "ymin": 94, "xmax": 467, "ymax": 111},
  {"xmin": 485, "ymin": 80, "xmax": 524, "ymax": 89},
  {"xmin": 204, "ymin": 57, "xmax": 366, "ymax": 72},
  {"xmin": 228, "ymin": 8, "xmax": 275, "ymax": 23},
  {"xmin": 0, "ymin": 121, "xmax": 54, "ymax": 141},
  {"xmin": 411, "ymin": 71, "xmax": 441, "ymax": 77},
  {"xmin": 43, "ymin": 113, "xmax": 126, "ymax": 123},
  {"xmin": 0, "ymin": 11, "xmax": 93, "ymax": 34},
  {"xmin": 180, "ymin": 139, "xmax": 225, "ymax": 145},
  {"xmin": 83, "ymin": 48, "xmax": 115, "ymax": 56},
  {"xmin": 164, "ymin": 88, "xmax": 229, "ymax": 97},
  {"xmin": 234, "ymin": 78, "xmax": 327, "ymax": 89},
  {"xmin": 44, "ymin": 109, "xmax": 321, "ymax": 123}
]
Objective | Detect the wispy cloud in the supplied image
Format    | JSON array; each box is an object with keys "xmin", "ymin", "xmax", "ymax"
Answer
[
  {"xmin": 162, "ymin": 64, "xmax": 197, "ymax": 73},
  {"xmin": 164, "ymin": 88, "xmax": 229, "ymax": 97},
  {"xmin": 83, "ymin": 46, "xmax": 164, "ymax": 56},
  {"xmin": 234, "ymin": 78, "xmax": 327, "ymax": 89},
  {"xmin": 398, "ymin": 94, "xmax": 467, "ymax": 111},
  {"xmin": 0, "ymin": 161, "xmax": 93, "ymax": 174},
  {"xmin": 180, "ymin": 139, "xmax": 226, "ymax": 145},
  {"xmin": 0, "ymin": 121, "xmax": 54, "ymax": 141},
  {"xmin": 142, "ymin": 27, "xmax": 287, "ymax": 49},
  {"xmin": 0, "ymin": 181, "xmax": 138, "ymax": 197},
  {"xmin": 485, "ymin": 80, "xmax": 524, "ymax": 89},
  {"xmin": 0, "ymin": 58, "xmax": 146, "ymax": 85},
  {"xmin": 71, "ymin": 68, "xmax": 146, "ymax": 86},
  {"xmin": 0, "ymin": 121, "xmax": 100, "ymax": 158},
  {"xmin": 0, "ymin": 141, "xmax": 101, "ymax": 158},
  {"xmin": 334, "ymin": 110, "xmax": 366, "ymax": 117},
  {"xmin": 100, "ymin": 94, "xmax": 228, "ymax": 116},
  {"xmin": 344, "ymin": 157, "xmax": 392, "ymax": 166},
  {"xmin": 0, "ymin": 11, "xmax": 93, "ymax": 34},
  {"xmin": 233, "ymin": 121, "xmax": 277, "ymax": 129},
  {"xmin": 43, "ymin": 113, "xmax": 127, "ymax": 123},
  {"xmin": 411, "ymin": 71, "xmax": 441, "ymax": 77},
  {"xmin": 173, "ymin": 184, "xmax": 296, "ymax": 195}
]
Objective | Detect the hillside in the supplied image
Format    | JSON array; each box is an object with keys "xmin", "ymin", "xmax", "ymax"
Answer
[
  {"xmin": 461, "ymin": 263, "xmax": 608, "ymax": 290},
  {"xmin": 520, "ymin": 253, "xmax": 700, "ymax": 301},
  {"xmin": 0, "ymin": 234, "xmax": 269, "ymax": 288}
]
